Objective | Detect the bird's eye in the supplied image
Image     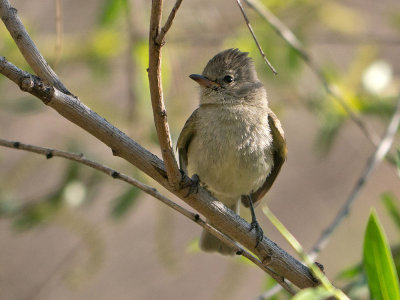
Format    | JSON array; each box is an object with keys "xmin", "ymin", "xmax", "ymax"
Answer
[{"xmin": 223, "ymin": 75, "xmax": 233, "ymax": 83}]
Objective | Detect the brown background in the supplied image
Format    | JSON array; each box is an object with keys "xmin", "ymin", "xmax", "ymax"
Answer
[{"xmin": 0, "ymin": 0, "xmax": 399, "ymax": 299}]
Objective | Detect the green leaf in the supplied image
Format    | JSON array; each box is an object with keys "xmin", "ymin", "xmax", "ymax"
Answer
[
  {"xmin": 381, "ymin": 193, "xmax": 400, "ymax": 229},
  {"xmin": 259, "ymin": 276, "xmax": 282, "ymax": 300},
  {"xmin": 359, "ymin": 96, "xmax": 398, "ymax": 119},
  {"xmin": 111, "ymin": 187, "xmax": 140, "ymax": 219},
  {"xmin": 1, "ymin": 95, "xmax": 43, "ymax": 113},
  {"xmin": 336, "ymin": 263, "xmax": 363, "ymax": 280},
  {"xmin": 99, "ymin": 0, "xmax": 127, "ymax": 25},
  {"xmin": 315, "ymin": 116, "xmax": 344, "ymax": 154},
  {"xmin": 292, "ymin": 287, "xmax": 334, "ymax": 300},
  {"xmin": 12, "ymin": 199, "xmax": 60, "ymax": 230},
  {"xmin": 99, "ymin": 0, "xmax": 127, "ymax": 26},
  {"xmin": 363, "ymin": 209, "xmax": 400, "ymax": 300},
  {"xmin": 185, "ymin": 237, "xmax": 200, "ymax": 254}
]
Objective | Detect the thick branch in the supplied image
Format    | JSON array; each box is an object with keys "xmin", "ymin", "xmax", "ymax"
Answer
[
  {"xmin": 0, "ymin": 138, "xmax": 296, "ymax": 295},
  {"xmin": 0, "ymin": 56, "xmax": 317, "ymax": 289},
  {"xmin": 148, "ymin": 0, "xmax": 181, "ymax": 189},
  {"xmin": 0, "ymin": 0, "xmax": 70, "ymax": 94}
]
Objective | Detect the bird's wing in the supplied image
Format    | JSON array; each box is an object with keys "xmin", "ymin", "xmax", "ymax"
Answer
[
  {"xmin": 177, "ymin": 108, "xmax": 199, "ymax": 173},
  {"xmin": 242, "ymin": 109, "xmax": 287, "ymax": 207}
]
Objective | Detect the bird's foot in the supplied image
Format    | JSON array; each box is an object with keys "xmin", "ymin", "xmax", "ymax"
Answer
[
  {"xmin": 180, "ymin": 172, "xmax": 200, "ymax": 197},
  {"xmin": 249, "ymin": 220, "xmax": 264, "ymax": 248}
]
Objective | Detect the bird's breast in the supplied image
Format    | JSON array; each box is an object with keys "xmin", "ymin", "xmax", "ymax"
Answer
[{"xmin": 187, "ymin": 105, "xmax": 274, "ymax": 198}]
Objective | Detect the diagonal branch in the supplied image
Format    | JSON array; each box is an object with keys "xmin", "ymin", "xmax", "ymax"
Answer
[
  {"xmin": 309, "ymin": 94, "xmax": 400, "ymax": 259},
  {"xmin": 0, "ymin": 0, "xmax": 70, "ymax": 94},
  {"xmin": 0, "ymin": 137, "xmax": 296, "ymax": 295},
  {"xmin": 235, "ymin": 0, "xmax": 277, "ymax": 75},
  {"xmin": 148, "ymin": 0, "xmax": 182, "ymax": 190},
  {"xmin": 0, "ymin": 55, "xmax": 317, "ymax": 289},
  {"xmin": 244, "ymin": 0, "xmax": 380, "ymax": 146},
  {"xmin": 0, "ymin": 138, "xmax": 167, "ymax": 204}
]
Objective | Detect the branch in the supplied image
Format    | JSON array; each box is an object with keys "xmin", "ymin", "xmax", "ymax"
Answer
[
  {"xmin": 0, "ymin": 0, "xmax": 70, "ymax": 94},
  {"xmin": 0, "ymin": 137, "xmax": 297, "ymax": 295},
  {"xmin": 125, "ymin": 0, "xmax": 138, "ymax": 124},
  {"xmin": 0, "ymin": 138, "xmax": 167, "ymax": 203},
  {"xmin": 0, "ymin": 56, "xmax": 317, "ymax": 289},
  {"xmin": 235, "ymin": 0, "xmax": 277, "ymax": 75},
  {"xmin": 309, "ymin": 94, "xmax": 400, "ymax": 259},
  {"xmin": 53, "ymin": 0, "xmax": 63, "ymax": 68},
  {"xmin": 155, "ymin": 0, "xmax": 183, "ymax": 45},
  {"xmin": 148, "ymin": 0, "xmax": 182, "ymax": 189},
  {"xmin": 244, "ymin": 0, "xmax": 380, "ymax": 146}
]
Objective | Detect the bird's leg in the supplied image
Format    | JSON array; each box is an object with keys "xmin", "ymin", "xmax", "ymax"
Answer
[{"xmin": 247, "ymin": 195, "xmax": 264, "ymax": 247}]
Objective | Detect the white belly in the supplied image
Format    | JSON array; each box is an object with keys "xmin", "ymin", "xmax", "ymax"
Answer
[{"xmin": 187, "ymin": 106, "xmax": 274, "ymax": 199}]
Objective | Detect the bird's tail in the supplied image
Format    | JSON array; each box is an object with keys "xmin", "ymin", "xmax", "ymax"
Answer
[{"xmin": 199, "ymin": 199, "xmax": 239, "ymax": 256}]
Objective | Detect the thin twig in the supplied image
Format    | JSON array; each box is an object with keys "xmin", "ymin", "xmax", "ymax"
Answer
[
  {"xmin": 244, "ymin": 0, "xmax": 380, "ymax": 146},
  {"xmin": 148, "ymin": 0, "xmax": 182, "ymax": 189},
  {"xmin": 310, "ymin": 94, "xmax": 400, "ymax": 259},
  {"xmin": 0, "ymin": 137, "xmax": 296, "ymax": 295},
  {"xmin": 155, "ymin": 0, "xmax": 183, "ymax": 45},
  {"xmin": 0, "ymin": 0, "xmax": 70, "ymax": 94},
  {"xmin": 0, "ymin": 138, "xmax": 161, "ymax": 198},
  {"xmin": 236, "ymin": 0, "xmax": 277, "ymax": 75},
  {"xmin": 256, "ymin": 284, "xmax": 285, "ymax": 300},
  {"xmin": 125, "ymin": 0, "xmax": 138, "ymax": 125},
  {"xmin": 53, "ymin": 0, "xmax": 63, "ymax": 69}
]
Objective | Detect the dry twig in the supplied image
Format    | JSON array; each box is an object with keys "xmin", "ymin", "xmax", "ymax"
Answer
[
  {"xmin": 155, "ymin": 0, "xmax": 183, "ymax": 45},
  {"xmin": 309, "ymin": 95, "xmax": 400, "ymax": 259},
  {"xmin": 125, "ymin": 0, "xmax": 138, "ymax": 124},
  {"xmin": 235, "ymin": 0, "xmax": 277, "ymax": 75},
  {"xmin": 0, "ymin": 0, "xmax": 70, "ymax": 94},
  {"xmin": 53, "ymin": 0, "xmax": 63, "ymax": 68}
]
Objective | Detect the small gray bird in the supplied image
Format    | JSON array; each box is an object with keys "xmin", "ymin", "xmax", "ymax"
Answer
[{"xmin": 177, "ymin": 49, "xmax": 287, "ymax": 255}]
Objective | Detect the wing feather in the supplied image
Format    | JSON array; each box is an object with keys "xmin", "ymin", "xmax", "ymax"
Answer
[
  {"xmin": 177, "ymin": 109, "xmax": 199, "ymax": 173},
  {"xmin": 242, "ymin": 110, "xmax": 287, "ymax": 207}
]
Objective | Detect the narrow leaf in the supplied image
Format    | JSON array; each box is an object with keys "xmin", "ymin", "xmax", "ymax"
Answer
[
  {"xmin": 292, "ymin": 287, "xmax": 334, "ymax": 300},
  {"xmin": 336, "ymin": 263, "xmax": 363, "ymax": 280},
  {"xmin": 381, "ymin": 193, "xmax": 400, "ymax": 229},
  {"xmin": 363, "ymin": 209, "xmax": 400, "ymax": 300}
]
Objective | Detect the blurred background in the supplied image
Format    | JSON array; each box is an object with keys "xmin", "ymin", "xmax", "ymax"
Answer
[{"xmin": 0, "ymin": 0, "xmax": 399, "ymax": 299}]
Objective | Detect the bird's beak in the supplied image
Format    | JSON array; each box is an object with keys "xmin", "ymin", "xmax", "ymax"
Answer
[{"xmin": 189, "ymin": 74, "xmax": 220, "ymax": 88}]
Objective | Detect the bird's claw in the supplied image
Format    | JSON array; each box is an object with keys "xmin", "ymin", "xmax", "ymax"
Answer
[
  {"xmin": 250, "ymin": 220, "xmax": 264, "ymax": 247},
  {"xmin": 181, "ymin": 173, "xmax": 200, "ymax": 197}
]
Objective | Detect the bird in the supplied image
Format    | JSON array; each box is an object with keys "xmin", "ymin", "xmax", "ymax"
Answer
[{"xmin": 177, "ymin": 48, "xmax": 287, "ymax": 255}]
